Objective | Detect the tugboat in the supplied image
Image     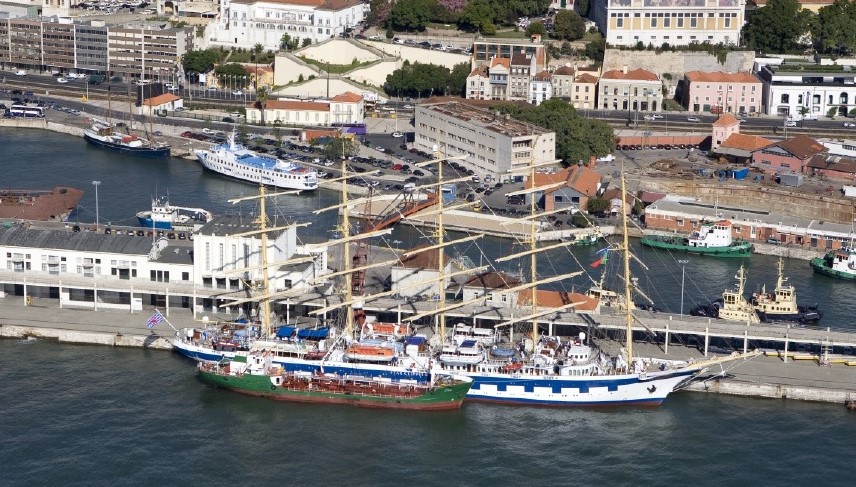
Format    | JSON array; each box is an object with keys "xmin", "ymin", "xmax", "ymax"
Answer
[
  {"xmin": 752, "ymin": 258, "xmax": 822, "ymax": 324},
  {"xmin": 810, "ymin": 247, "xmax": 856, "ymax": 281},
  {"xmin": 136, "ymin": 196, "xmax": 213, "ymax": 231},
  {"xmin": 641, "ymin": 220, "xmax": 753, "ymax": 257},
  {"xmin": 690, "ymin": 265, "xmax": 760, "ymax": 323}
]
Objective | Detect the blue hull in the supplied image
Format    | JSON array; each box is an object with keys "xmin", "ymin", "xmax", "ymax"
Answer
[
  {"xmin": 84, "ymin": 133, "xmax": 170, "ymax": 159},
  {"xmin": 137, "ymin": 216, "xmax": 173, "ymax": 230}
]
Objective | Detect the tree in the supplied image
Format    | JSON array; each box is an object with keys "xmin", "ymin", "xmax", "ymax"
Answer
[
  {"xmin": 214, "ymin": 63, "xmax": 247, "ymax": 85},
  {"xmin": 388, "ymin": 0, "xmax": 432, "ymax": 32},
  {"xmin": 182, "ymin": 49, "xmax": 219, "ymax": 78},
  {"xmin": 570, "ymin": 213, "xmax": 590, "ymax": 228},
  {"xmin": 526, "ymin": 21, "xmax": 547, "ymax": 37},
  {"xmin": 553, "ymin": 10, "xmax": 586, "ymax": 41},
  {"xmin": 813, "ymin": 0, "xmax": 856, "ymax": 53},
  {"xmin": 494, "ymin": 98, "xmax": 615, "ymax": 166},
  {"xmin": 447, "ymin": 62, "xmax": 470, "ymax": 96},
  {"xmin": 576, "ymin": 0, "xmax": 591, "ymax": 17},
  {"xmin": 458, "ymin": 0, "xmax": 495, "ymax": 33},
  {"xmin": 237, "ymin": 122, "xmax": 250, "ymax": 145},
  {"xmin": 256, "ymin": 86, "xmax": 269, "ymax": 126},
  {"xmin": 828, "ymin": 107, "xmax": 838, "ymax": 119},
  {"xmin": 318, "ymin": 136, "xmax": 360, "ymax": 160},
  {"xmin": 386, "ymin": 26, "xmax": 395, "ymax": 39},
  {"xmin": 586, "ymin": 197, "xmax": 610, "ymax": 214},
  {"xmin": 584, "ymin": 37, "xmax": 606, "ymax": 65},
  {"xmin": 272, "ymin": 126, "xmax": 283, "ymax": 146},
  {"xmin": 385, "ymin": 62, "xmax": 452, "ymax": 98},
  {"xmin": 302, "ymin": 38, "xmax": 312, "ymax": 47},
  {"xmin": 742, "ymin": 0, "xmax": 814, "ymax": 53},
  {"xmin": 280, "ymin": 33, "xmax": 299, "ymax": 51}
]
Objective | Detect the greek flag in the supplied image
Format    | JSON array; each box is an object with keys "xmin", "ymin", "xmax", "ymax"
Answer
[{"xmin": 146, "ymin": 310, "xmax": 166, "ymax": 329}]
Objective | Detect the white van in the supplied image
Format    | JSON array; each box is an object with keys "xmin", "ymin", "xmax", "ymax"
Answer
[{"xmin": 14, "ymin": 69, "xmax": 26, "ymax": 76}]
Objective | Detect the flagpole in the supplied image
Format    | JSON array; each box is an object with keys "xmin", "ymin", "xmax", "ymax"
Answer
[{"xmin": 155, "ymin": 308, "xmax": 178, "ymax": 332}]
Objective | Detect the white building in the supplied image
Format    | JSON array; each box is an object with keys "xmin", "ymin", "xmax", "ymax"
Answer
[
  {"xmin": 0, "ymin": 217, "xmax": 327, "ymax": 315},
  {"xmin": 460, "ymin": 271, "xmax": 521, "ymax": 308},
  {"xmin": 390, "ymin": 246, "xmax": 453, "ymax": 299},
  {"xmin": 209, "ymin": 0, "xmax": 367, "ymax": 51},
  {"xmin": 598, "ymin": 67, "xmax": 662, "ymax": 113},
  {"xmin": 818, "ymin": 138, "xmax": 856, "ymax": 158},
  {"xmin": 590, "ymin": 0, "xmax": 745, "ymax": 47},
  {"xmin": 465, "ymin": 65, "xmax": 490, "ymax": 100},
  {"xmin": 139, "ymin": 93, "xmax": 184, "ymax": 116},
  {"xmin": 757, "ymin": 63, "xmax": 856, "ymax": 117},
  {"xmin": 245, "ymin": 91, "xmax": 364, "ymax": 125},
  {"xmin": 414, "ymin": 100, "xmax": 556, "ymax": 179},
  {"xmin": 529, "ymin": 70, "xmax": 553, "ymax": 106}
]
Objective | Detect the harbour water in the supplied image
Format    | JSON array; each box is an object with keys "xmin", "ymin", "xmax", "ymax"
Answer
[
  {"xmin": 3, "ymin": 340, "xmax": 856, "ymax": 486},
  {"xmin": 3, "ymin": 129, "xmax": 856, "ymax": 484}
]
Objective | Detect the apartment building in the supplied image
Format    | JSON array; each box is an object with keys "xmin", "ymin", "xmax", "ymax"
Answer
[
  {"xmin": 465, "ymin": 65, "xmax": 490, "ymax": 100},
  {"xmin": 551, "ymin": 66, "xmax": 576, "ymax": 99},
  {"xmin": 683, "ymin": 71, "xmax": 762, "ymax": 114},
  {"xmin": 598, "ymin": 67, "xmax": 662, "ymax": 112},
  {"xmin": 590, "ymin": 0, "xmax": 745, "ymax": 47},
  {"xmin": 414, "ymin": 100, "xmax": 556, "ymax": 179},
  {"xmin": 108, "ymin": 26, "xmax": 194, "ymax": 81},
  {"xmin": 571, "ymin": 72, "xmax": 599, "ymax": 110},
  {"xmin": 529, "ymin": 71, "xmax": 553, "ymax": 106},
  {"xmin": 471, "ymin": 37, "xmax": 546, "ymax": 71}
]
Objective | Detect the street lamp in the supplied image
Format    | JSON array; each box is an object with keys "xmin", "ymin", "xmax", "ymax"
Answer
[
  {"xmin": 92, "ymin": 180, "xmax": 101, "ymax": 230},
  {"xmin": 678, "ymin": 259, "xmax": 689, "ymax": 316}
]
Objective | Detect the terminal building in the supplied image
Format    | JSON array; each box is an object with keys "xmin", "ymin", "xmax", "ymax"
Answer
[
  {"xmin": 413, "ymin": 100, "xmax": 556, "ymax": 180},
  {"xmin": 0, "ymin": 217, "xmax": 329, "ymax": 318}
]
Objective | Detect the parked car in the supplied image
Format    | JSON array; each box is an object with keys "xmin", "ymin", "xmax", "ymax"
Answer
[
  {"xmin": 766, "ymin": 237, "xmax": 781, "ymax": 245},
  {"xmin": 392, "ymin": 132, "xmax": 404, "ymax": 138},
  {"xmin": 56, "ymin": 77, "xmax": 68, "ymax": 83},
  {"xmin": 687, "ymin": 116, "xmax": 700, "ymax": 122},
  {"xmin": 785, "ymin": 120, "xmax": 797, "ymax": 127},
  {"xmin": 844, "ymin": 122, "xmax": 856, "ymax": 128},
  {"xmin": 222, "ymin": 117, "xmax": 236, "ymax": 123}
]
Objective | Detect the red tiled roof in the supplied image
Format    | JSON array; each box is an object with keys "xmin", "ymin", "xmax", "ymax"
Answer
[
  {"xmin": 490, "ymin": 57, "xmax": 510, "ymax": 69},
  {"xmin": 553, "ymin": 66, "xmax": 575, "ymax": 76},
  {"xmin": 640, "ymin": 191, "xmax": 667, "ymax": 204},
  {"xmin": 524, "ymin": 166, "xmax": 600, "ymax": 196},
  {"xmin": 263, "ymin": 99, "xmax": 329, "ymax": 111},
  {"xmin": 533, "ymin": 70, "xmax": 552, "ymax": 81},
  {"xmin": 774, "ymin": 135, "xmax": 827, "ymax": 160},
  {"xmin": 331, "ymin": 91, "xmax": 362, "ymax": 103},
  {"xmin": 720, "ymin": 133, "xmax": 774, "ymax": 152},
  {"xmin": 469, "ymin": 66, "xmax": 488, "ymax": 77},
  {"xmin": 575, "ymin": 73, "xmax": 598, "ymax": 83},
  {"xmin": 712, "ymin": 113, "xmax": 740, "ymax": 127},
  {"xmin": 685, "ymin": 71, "xmax": 760, "ymax": 84},
  {"xmin": 601, "ymin": 68, "xmax": 658, "ymax": 81},
  {"xmin": 142, "ymin": 93, "xmax": 180, "ymax": 106}
]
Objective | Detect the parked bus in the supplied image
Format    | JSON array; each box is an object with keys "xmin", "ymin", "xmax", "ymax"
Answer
[
  {"xmin": 332, "ymin": 122, "xmax": 367, "ymax": 135},
  {"xmin": 7, "ymin": 105, "xmax": 45, "ymax": 118}
]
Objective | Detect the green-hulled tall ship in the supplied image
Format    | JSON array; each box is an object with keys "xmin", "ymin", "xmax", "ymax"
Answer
[
  {"xmin": 641, "ymin": 220, "xmax": 753, "ymax": 257},
  {"xmin": 198, "ymin": 351, "xmax": 473, "ymax": 411}
]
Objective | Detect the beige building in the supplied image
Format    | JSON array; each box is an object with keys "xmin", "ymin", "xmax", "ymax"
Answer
[
  {"xmin": 551, "ymin": 66, "xmax": 576, "ymax": 99},
  {"xmin": 108, "ymin": 26, "xmax": 194, "ymax": 81},
  {"xmin": 414, "ymin": 99, "xmax": 556, "ymax": 179},
  {"xmin": 246, "ymin": 91, "xmax": 364, "ymax": 126},
  {"xmin": 571, "ymin": 73, "xmax": 599, "ymax": 110},
  {"xmin": 599, "ymin": 67, "xmax": 662, "ymax": 113}
]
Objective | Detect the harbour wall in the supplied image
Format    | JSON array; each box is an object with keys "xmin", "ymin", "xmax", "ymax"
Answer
[
  {"xmin": 0, "ymin": 118, "xmax": 84, "ymax": 137},
  {"xmin": 0, "ymin": 324, "xmax": 173, "ymax": 349},
  {"xmin": 686, "ymin": 377, "xmax": 856, "ymax": 404}
]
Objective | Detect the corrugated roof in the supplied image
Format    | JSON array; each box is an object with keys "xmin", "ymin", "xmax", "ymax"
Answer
[
  {"xmin": 0, "ymin": 226, "xmax": 155, "ymax": 256},
  {"xmin": 196, "ymin": 215, "xmax": 261, "ymax": 237},
  {"xmin": 806, "ymin": 154, "xmax": 856, "ymax": 173},
  {"xmin": 685, "ymin": 71, "xmax": 761, "ymax": 84},
  {"xmin": 772, "ymin": 135, "xmax": 827, "ymax": 160},
  {"xmin": 396, "ymin": 244, "xmax": 449, "ymax": 269},
  {"xmin": 463, "ymin": 271, "xmax": 521, "ymax": 290}
]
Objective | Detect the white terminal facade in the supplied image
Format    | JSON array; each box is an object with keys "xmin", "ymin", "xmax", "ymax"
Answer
[
  {"xmin": 208, "ymin": 0, "xmax": 367, "ymax": 51},
  {"xmin": 590, "ymin": 0, "xmax": 745, "ymax": 47},
  {"xmin": 414, "ymin": 101, "xmax": 556, "ymax": 180},
  {"xmin": 0, "ymin": 217, "xmax": 328, "ymax": 316},
  {"xmin": 757, "ymin": 63, "xmax": 856, "ymax": 118}
]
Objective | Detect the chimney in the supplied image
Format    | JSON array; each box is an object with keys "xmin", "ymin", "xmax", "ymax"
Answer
[{"xmin": 622, "ymin": 65, "xmax": 628, "ymax": 75}]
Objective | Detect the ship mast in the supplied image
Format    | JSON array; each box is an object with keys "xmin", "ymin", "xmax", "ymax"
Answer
[
  {"xmin": 341, "ymin": 154, "xmax": 355, "ymax": 341},
  {"xmin": 620, "ymin": 171, "xmax": 634, "ymax": 364},
  {"xmin": 436, "ymin": 146, "xmax": 447, "ymax": 343},
  {"xmin": 529, "ymin": 159, "xmax": 539, "ymax": 348},
  {"xmin": 258, "ymin": 185, "xmax": 273, "ymax": 337}
]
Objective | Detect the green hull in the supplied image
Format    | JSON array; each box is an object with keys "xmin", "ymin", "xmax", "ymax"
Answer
[
  {"xmin": 198, "ymin": 370, "xmax": 471, "ymax": 410},
  {"xmin": 640, "ymin": 235, "xmax": 753, "ymax": 257},
  {"xmin": 810, "ymin": 256, "xmax": 856, "ymax": 281}
]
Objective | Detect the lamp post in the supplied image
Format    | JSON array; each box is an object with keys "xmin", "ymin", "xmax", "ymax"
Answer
[
  {"xmin": 92, "ymin": 180, "xmax": 101, "ymax": 230},
  {"xmin": 678, "ymin": 259, "xmax": 689, "ymax": 316}
]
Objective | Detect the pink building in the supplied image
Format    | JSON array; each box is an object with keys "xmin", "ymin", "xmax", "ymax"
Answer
[
  {"xmin": 751, "ymin": 135, "xmax": 827, "ymax": 175},
  {"xmin": 711, "ymin": 113, "xmax": 740, "ymax": 151},
  {"xmin": 683, "ymin": 71, "xmax": 762, "ymax": 115}
]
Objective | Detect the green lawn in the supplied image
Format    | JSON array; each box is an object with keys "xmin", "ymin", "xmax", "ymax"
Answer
[{"xmin": 298, "ymin": 56, "xmax": 374, "ymax": 74}]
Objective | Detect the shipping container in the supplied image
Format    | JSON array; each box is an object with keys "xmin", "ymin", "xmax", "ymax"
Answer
[{"xmin": 779, "ymin": 173, "xmax": 804, "ymax": 187}]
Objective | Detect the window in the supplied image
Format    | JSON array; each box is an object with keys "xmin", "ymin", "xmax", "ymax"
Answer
[{"xmin": 781, "ymin": 94, "xmax": 790, "ymax": 103}]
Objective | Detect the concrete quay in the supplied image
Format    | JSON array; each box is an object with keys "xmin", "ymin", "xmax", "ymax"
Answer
[{"xmin": 4, "ymin": 290, "xmax": 856, "ymax": 406}]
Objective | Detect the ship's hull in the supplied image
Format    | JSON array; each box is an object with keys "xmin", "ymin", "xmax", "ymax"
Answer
[
  {"xmin": 136, "ymin": 215, "xmax": 173, "ymax": 230},
  {"xmin": 84, "ymin": 132, "xmax": 170, "ymax": 159},
  {"xmin": 810, "ymin": 256, "xmax": 856, "ymax": 281},
  {"xmin": 757, "ymin": 309, "xmax": 823, "ymax": 324},
  {"xmin": 197, "ymin": 370, "xmax": 470, "ymax": 410},
  {"xmin": 195, "ymin": 150, "xmax": 317, "ymax": 191},
  {"xmin": 640, "ymin": 236, "xmax": 753, "ymax": 257}
]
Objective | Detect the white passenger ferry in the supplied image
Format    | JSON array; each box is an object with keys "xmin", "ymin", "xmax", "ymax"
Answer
[{"xmin": 195, "ymin": 132, "xmax": 318, "ymax": 190}]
